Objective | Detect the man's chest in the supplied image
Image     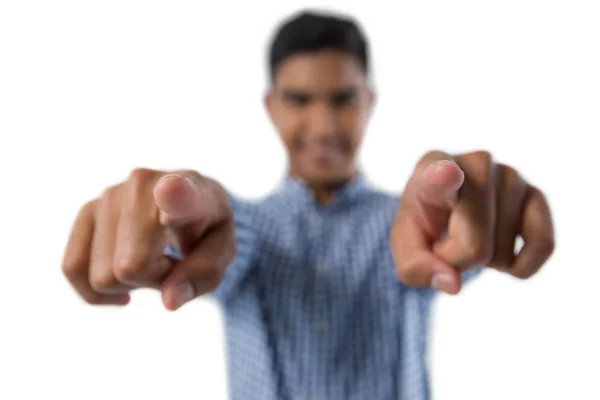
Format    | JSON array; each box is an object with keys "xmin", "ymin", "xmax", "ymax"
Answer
[
  {"xmin": 224, "ymin": 194, "xmax": 434, "ymax": 400},
  {"xmin": 256, "ymin": 201, "xmax": 403, "ymax": 335}
]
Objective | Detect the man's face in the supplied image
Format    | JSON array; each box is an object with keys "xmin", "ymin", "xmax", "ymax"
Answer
[{"xmin": 266, "ymin": 50, "xmax": 374, "ymax": 187}]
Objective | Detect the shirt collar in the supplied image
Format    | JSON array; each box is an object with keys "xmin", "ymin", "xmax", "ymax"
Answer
[{"xmin": 278, "ymin": 172, "xmax": 372, "ymax": 207}]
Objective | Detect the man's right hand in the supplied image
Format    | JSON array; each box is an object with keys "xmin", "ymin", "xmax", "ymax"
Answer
[{"xmin": 62, "ymin": 169, "xmax": 236, "ymax": 310}]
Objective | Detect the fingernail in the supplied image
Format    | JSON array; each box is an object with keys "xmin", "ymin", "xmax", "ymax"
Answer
[
  {"xmin": 431, "ymin": 273, "xmax": 455, "ymax": 293},
  {"xmin": 158, "ymin": 174, "xmax": 196, "ymax": 190},
  {"xmin": 429, "ymin": 160, "xmax": 457, "ymax": 171},
  {"xmin": 172, "ymin": 280, "xmax": 194, "ymax": 309},
  {"xmin": 181, "ymin": 176, "xmax": 203, "ymax": 196},
  {"xmin": 158, "ymin": 174, "xmax": 182, "ymax": 184}
]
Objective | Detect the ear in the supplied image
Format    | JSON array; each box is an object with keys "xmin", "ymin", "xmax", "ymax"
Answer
[
  {"xmin": 264, "ymin": 90, "xmax": 278, "ymax": 127},
  {"xmin": 367, "ymin": 89, "xmax": 376, "ymax": 115},
  {"xmin": 264, "ymin": 90, "xmax": 273, "ymax": 115}
]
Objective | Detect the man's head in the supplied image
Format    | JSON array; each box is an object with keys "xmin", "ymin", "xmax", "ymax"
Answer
[{"xmin": 265, "ymin": 11, "xmax": 375, "ymax": 191}]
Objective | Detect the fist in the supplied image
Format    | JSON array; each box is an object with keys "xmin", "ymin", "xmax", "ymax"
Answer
[
  {"xmin": 61, "ymin": 168, "xmax": 236, "ymax": 310},
  {"xmin": 391, "ymin": 151, "xmax": 555, "ymax": 294}
]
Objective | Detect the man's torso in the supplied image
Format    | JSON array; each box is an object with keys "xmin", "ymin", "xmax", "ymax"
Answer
[{"xmin": 220, "ymin": 176, "xmax": 436, "ymax": 400}]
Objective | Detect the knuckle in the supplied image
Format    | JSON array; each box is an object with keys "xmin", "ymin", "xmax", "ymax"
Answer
[
  {"xmin": 532, "ymin": 186, "xmax": 547, "ymax": 200},
  {"xmin": 61, "ymin": 257, "xmax": 82, "ymax": 280},
  {"xmin": 82, "ymin": 292, "xmax": 101, "ymax": 305},
  {"xmin": 127, "ymin": 169, "xmax": 157, "ymax": 198},
  {"xmin": 70, "ymin": 284, "xmax": 102, "ymax": 305},
  {"xmin": 498, "ymin": 164, "xmax": 526, "ymax": 195},
  {"xmin": 457, "ymin": 150, "xmax": 493, "ymax": 175},
  {"xmin": 395, "ymin": 259, "xmax": 420, "ymax": 285},
  {"xmin": 489, "ymin": 252, "xmax": 513, "ymax": 269},
  {"xmin": 78, "ymin": 199, "xmax": 97, "ymax": 217},
  {"xmin": 113, "ymin": 258, "xmax": 145, "ymax": 282},
  {"xmin": 472, "ymin": 150, "xmax": 492, "ymax": 163},
  {"xmin": 129, "ymin": 168, "xmax": 156, "ymax": 184},
  {"xmin": 101, "ymin": 184, "xmax": 121, "ymax": 203},
  {"xmin": 456, "ymin": 149, "xmax": 491, "ymax": 163},
  {"xmin": 500, "ymin": 164, "xmax": 519, "ymax": 184},
  {"xmin": 537, "ymin": 235, "xmax": 556, "ymax": 257},
  {"xmin": 511, "ymin": 266, "xmax": 537, "ymax": 280},
  {"xmin": 89, "ymin": 270, "xmax": 117, "ymax": 292}
]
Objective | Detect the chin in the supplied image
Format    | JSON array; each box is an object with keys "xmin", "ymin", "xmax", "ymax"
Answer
[{"xmin": 301, "ymin": 166, "xmax": 354, "ymax": 187}]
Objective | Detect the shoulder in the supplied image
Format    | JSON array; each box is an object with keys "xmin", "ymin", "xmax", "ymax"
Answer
[
  {"xmin": 229, "ymin": 191, "xmax": 294, "ymax": 238},
  {"xmin": 351, "ymin": 188, "xmax": 401, "ymax": 222},
  {"xmin": 228, "ymin": 190, "xmax": 288, "ymax": 214},
  {"xmin": 360, "ymin": 189, "xmax": 400, "ymax": 209}
]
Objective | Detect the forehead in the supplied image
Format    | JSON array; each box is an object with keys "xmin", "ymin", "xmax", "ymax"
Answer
[{"xmin": 273, "ymin": 50, "xmax": 366, "ymax": 92}]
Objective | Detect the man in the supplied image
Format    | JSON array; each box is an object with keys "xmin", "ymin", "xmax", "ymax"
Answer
[{"xmin": 61, "ymin": 10, "xmax": 555, "ymax": 400}]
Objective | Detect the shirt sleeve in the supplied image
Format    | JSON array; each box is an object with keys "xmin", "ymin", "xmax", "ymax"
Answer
[
  {"xmin": 212, "ymin": 195, "xmax": 260, "ymax": 303},
  {"xmin": 163, "ymin": 194, "xmax": 260, "ymax": 305}
]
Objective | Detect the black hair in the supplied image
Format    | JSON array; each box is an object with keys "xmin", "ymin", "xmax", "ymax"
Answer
[{"xmin": 267, "ymin": 10, "xmax": 370, "ymax": 83}]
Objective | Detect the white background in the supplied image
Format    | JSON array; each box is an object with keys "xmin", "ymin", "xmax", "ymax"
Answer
[{"xmin": 1, "ymin": 1, "xmax": 599, "ymax": 399}]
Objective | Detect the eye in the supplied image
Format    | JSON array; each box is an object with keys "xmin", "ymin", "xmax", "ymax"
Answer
[
  {"xmin": 284, "ymin": 93, "xmax": 310, "ymax": 108},
  {"xmin": 331, "ymin": 91, "xmax": 357, "ymax": 108}
]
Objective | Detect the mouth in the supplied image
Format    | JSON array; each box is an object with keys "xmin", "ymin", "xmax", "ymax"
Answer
[{"xmin": 301, "ymin": 144, "xmax": 345, "ymax": 165}]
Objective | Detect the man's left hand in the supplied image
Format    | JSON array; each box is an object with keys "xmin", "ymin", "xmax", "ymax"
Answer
[{"xmin": 391, "ymin": 150, "xmax": 555, "ymax": 294}]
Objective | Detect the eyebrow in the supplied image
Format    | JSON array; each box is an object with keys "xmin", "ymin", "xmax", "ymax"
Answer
[{"xmin": 277, "ymin": 86, "xmax": 360, "ymax": 100}]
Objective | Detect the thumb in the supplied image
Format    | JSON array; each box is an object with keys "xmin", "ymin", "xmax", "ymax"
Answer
[{"xmin": 391, "ymin": 212, "xmax": 463, "ymax": 294}]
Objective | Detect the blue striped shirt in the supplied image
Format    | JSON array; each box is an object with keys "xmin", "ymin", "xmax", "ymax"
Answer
[{"xmin": 169, "ymin": 174, "xmax": 481, "ymax": 400}]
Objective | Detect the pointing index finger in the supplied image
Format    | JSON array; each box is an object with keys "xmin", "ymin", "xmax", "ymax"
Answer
[
  {"xmin": 414, "ymin": 158, "xmax": 464, "ymax": 210},
  {"xmin": 391, "ymin": 152, "xmax": 466, "ymax": 294},
  {"xmin": 404, "ymin": 152, "xmax": 465, "ymax": 239},
  {"xmin": 154, "ymin": 171, "xmax": 232, "ymax": 256},
  {"xmin": 154, "ymin": 172, "xmax": 226, "ymax": 228}
]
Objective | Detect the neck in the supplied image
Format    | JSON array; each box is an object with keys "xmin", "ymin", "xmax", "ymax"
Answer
[
  {"xmin": 312, "ymin": 185, "xmax": 340, "ymax": 204},
  {"xmin": 289, "ymin": 169, "xmax": 358, "ymax": 205}
]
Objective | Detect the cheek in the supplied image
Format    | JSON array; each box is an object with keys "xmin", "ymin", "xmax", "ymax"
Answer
[
  {"xmin": 279, "ymin": 128, "xmax": 302, "ymax": 153},
  {"xmin": 274, "ymin": 111, "xmax": 303, "ymax": 151},
  {"xmin": 345, "ymin": 135, "xmax": 362, "ymax": 157},
  {"xmin": 339, "ymin": 113, "xmax": 367, "ymax": 151}
]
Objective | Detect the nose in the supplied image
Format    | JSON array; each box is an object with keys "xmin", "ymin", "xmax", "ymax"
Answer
[{"xmin": 306, "ymin": 102, "xmax": 337, "ymax": 137}]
